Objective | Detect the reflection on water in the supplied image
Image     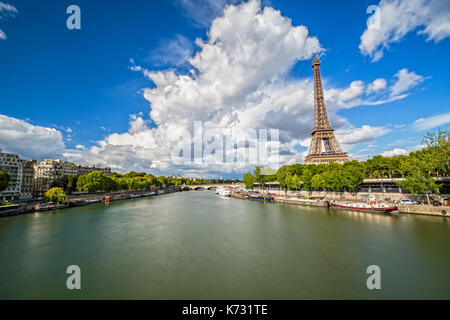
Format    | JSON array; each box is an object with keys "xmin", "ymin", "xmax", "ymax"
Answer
[{"xmin": 0, "ymin": 191, "xmax": 448, "ymax": 299}]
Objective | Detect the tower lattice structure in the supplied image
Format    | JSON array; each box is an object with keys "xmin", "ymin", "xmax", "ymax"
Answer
[{"xmin": 304, "ymin": 54, "xmax": 348, "ymax": 164}]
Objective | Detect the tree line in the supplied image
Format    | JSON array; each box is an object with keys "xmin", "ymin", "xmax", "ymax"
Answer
[{"xmin": 243, "ymin": 130, "xmax": 449, "ymax": 196}]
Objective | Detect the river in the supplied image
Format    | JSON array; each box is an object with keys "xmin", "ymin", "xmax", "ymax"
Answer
[{"xmin": 0, "ymin": 191, "xmax": 449, "ymax": 299}]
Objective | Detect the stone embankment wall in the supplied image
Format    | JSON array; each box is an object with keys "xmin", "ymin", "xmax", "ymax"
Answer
[
  {"xmin": 254, "ymin": 188, "xmax": 449, "ymax": 202},
  {"xmin": 254, "ymin": 188, "xmax": 449, "ymax": 217},
  {"xmin": 398, "ymin": 205, "xmax": 448, "ymax": 217}
]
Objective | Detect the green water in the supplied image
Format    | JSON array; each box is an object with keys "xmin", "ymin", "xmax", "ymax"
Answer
[{"xmin": 0, "ymin": 191, "xmax": 449, "ymax": 299}]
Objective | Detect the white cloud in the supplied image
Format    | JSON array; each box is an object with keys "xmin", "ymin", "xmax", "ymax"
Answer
[
  {"xmin": 148, "ymin": 35, "xmax": 194, "ymax": 67},
  {"xmin": 75, "ymin": 145, "xmax": 86, "ymax": 150},
  {"xmin": 412, "ymin": 112, "xmax": 450, "ymax": 131},
  {"xmin": 389, "ymin": 68, "xmax": 425, "ymax": 98},
  {"xmin": 367, "ymin": 78, "xmax": 387, "ymax": 93},
  {"xmin": 359, "ymin": 0, "xmax": 450, "ymax": 62},
  {"xmin": 63, "ymin": 0, "xmax": 426, "ymax": 175},
  {"xmin": 336, "ymin": 125, "xmax": 390, "ymax": 145},
  {"xmin": 381, "ymin": 148, "xmax": 408, "ymax": 157},
  {"xmin": 0, "ymin": 2, "xmax": 17, "ymax": 40},
  {"xmin": 324, "ymin": 68, "xmax": 425, "ymax": 109},
  {"xmin": 0, "ymin": 114, "xmax": 66, "ymax": 159}
]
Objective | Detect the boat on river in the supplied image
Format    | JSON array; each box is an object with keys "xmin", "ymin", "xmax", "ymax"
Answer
[
  {"xmin": 217, "ymin": 187, "xmax": 232, "ymax": 197},
  {"xmin": 330, "ymin": 200, "xmax": 398, "ymax": 213},
  {"xmin": 248, "ymin": 194, "xmax": 274, "ymax": 202},
  {"xmin": 34, "ymin": 203, "xmax": 70, "ymax": 211},
  {"xmin": 232, "ymin": 193, "xmax": 249, "ymax": 199}
]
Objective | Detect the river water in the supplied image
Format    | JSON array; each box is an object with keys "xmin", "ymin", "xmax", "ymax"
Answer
[{"xmin": 0, "ymin": 191, "xmax": 448, "ymax": 299}]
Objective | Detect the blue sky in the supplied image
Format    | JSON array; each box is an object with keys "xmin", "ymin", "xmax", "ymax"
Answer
[{"xmin": 0, "ymin": 0, "xmax": 449, "ymax": 177}]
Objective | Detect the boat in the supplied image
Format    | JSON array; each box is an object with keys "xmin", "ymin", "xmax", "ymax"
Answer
[
  {"xmin": 217, "ymin": 187, "xmax": 231, "ymax": 197},
  {"xmin": 330, "ymin": 200, "xmax": 398, "ymax": 213},
  {"xmin": 34, "ymin": 203, "xmax": 69, "ymax": 211},
  {"xmin": 249, "ymin": 194, "xmax": 274, "ymax": 202},
  {"xmin": 232, "ymin": 193, "xmax": 249, "ymax": 199}
]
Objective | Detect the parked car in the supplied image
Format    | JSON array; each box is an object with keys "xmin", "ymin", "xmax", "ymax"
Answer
[{"xmin": 399, "ymin": 199, "xmax": 417, "ymax": 205}]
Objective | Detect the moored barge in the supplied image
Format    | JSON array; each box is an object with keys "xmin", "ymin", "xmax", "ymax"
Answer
[{"xmin": 330, "ymin": 200, "xmax": 398, "ymax": 213}]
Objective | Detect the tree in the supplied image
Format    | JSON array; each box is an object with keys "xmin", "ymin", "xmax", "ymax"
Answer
[
  {"xmin": 329, "ymin": 166, "xmax": 345, "ymax": 197},
  {"xmin": 44, "ymin": 187, "xmax": 67, "ymax": 203},
  {"xmin": 343, "ymin": 161, "xmax": 364, "ymax": 193},
  {"xmin": 77, "ymin": 171, "xmax": 114, "ymax": 193},
  {"xmin": 253, "ymin": 167, "xmax": 266, "ymax": 190},
  {"xmin": 0, "ymin": 170, "xmax": 10, "ymax": 193},
  {"xmin": 301, "ymin": 168, "xmax": 313, "ymax": 195},
  {"xmin": 423, "ymin": 129, "xmax": 449, "ymax": 177},
  {"xmin": 63, "ymin": 175, "xmax": 78, "ymax": 194},
  {"xmin": 286, "ymin": 174, "xmax": 301, "ymax": 191},
  {"xmin": 398, "ymin": 157, "xmax": 439, "ymax": 204},
  {"xmin": 243, "ymin": 172, "xmax": 255, "ymax": 190},
  {"xmin": 311, "ymin": 173, "xmax": 325, "ymax": 196}
]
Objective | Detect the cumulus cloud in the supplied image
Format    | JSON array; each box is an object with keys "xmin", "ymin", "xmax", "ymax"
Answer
[
  {"xmin": 324, "ymin": 68, "xmax": 425, "ymax": 109},
  {"xmin": 367, "ymin": 78, "xmax": 387, "ymax": 93},
  {"xmin": 0, "ymin": 114, "xmax": 66, "ymax": 159},
  {"xmin": 337, "ymin": 125, "xmax": 390, "ymax": 145},
  {"xmin": 389, "ymin": 68, "xmax": 425, "ymax": 98},
  {"xmin": 412, "ymin": 111, "xmax": 450, "ymax": 131},
  {"xmin": 64, "ymin": 0, "xmax": 425, "ymax": 175},
  {"xmin": 148, "ymin": 34, "xmax": 194, "ymax": 67},
  {"xmin": 381, "ymin": 148, "xmax": 408, "ymax": 157},
  {"xmin": 359, "ymin": 0, "xmax": 450, "ymax": 62},
  {"xmin": 75, "ymin": 145, "xmax": 86, "ymax": 150},
  {"xmin": 0, "ymin": 1, "xmax": 17, "ymax": 40}
]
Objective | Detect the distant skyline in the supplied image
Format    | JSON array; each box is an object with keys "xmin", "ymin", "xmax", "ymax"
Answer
[{"xmin": 1, "ymin": 0, "xmax": 449, "ymax": 178}]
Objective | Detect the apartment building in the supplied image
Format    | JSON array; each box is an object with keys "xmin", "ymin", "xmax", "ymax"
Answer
[
  {"xmin": 0, "ymin": 149, "xmax": 23, "ymax": 201},
  {"xmin": 33, "ymin": 159, "xmax": 64, "ymax": 196},
  {"xmin": 20, "ymin": 159, "xmax": 36, "ymax": 199}
]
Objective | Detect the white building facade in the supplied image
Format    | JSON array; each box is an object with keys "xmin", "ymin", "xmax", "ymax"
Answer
[{"xmin": 0, "ymin": 149, "xmax": 23, "ymax": 201}]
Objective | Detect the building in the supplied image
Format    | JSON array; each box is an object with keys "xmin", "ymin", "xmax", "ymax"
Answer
[
  {"xmin": 76, "ymin": 164, "xmax": 111, "ymax": 177},
  {"xmin": 20, "ymin": 159, "xmax": 36, "ymax": 199},
  {"xmin": 304, "ymin": 54, "xmax": 348, "ymax": 164},
  {"xmin": 0, "ymin": 149, "xmax": 23, "ymax": 201},
  {"xmin": 63, "ymin": 161, "xmax": 79, "ymax": 176},
  {"xmin": 33, "ymin": 159, "xmax": 65, "ymax": 196},
  {"xmin": 32, "ymin": 159, "xmax": 112, "ymax": 196}
]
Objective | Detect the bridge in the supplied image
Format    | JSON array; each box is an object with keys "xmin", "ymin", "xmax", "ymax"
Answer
[{"xmin": 181, "ymin": 183, "xmax": 244, "ymax": 191}]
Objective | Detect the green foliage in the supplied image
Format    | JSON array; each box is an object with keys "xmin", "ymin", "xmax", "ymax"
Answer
[
  {"xmin": 242, "ymin": 130, "xmax": 448, "ymax": 195},
  {"xmin": 44, "ymin": 187, "xmax": 67, "ymax": 203},
  {"xmin": 0, "ymin": 170, "xmax": 10, "ymax": 193},
  {"xmin": 253, "ymin": 167, "xmax": 266, "ymax": 190},
  {"xmin": 77, "ymin": 171, "xmax": 115, "ymax": 192},
  {"xmin": 398, "ymin": 156, "xmax": 439, "ymax": 195},
  {"xmin": 301, "ymin": 168, "xmax": 313, "ymax": 192},
  {"xmin": 286, "ymin": 174, "xmax": 302, "ymax": 190},
  {"xmin": 311, "ymin": 173, "xmax": 325, "ymax": 190},
  {"xmin": 343, "ymin": 161, "xmax": 364, "ymax": 192},
  {"xmin": 62, "ymin": 175, "xmax": 78, "ymax": 194},
  {"xmin": 423, "ymin": 129, "xmax": 450, "ymax": 177},
  {"xmin": 243, "ymin": 172, "xmax": 255, "ymax": 189}
]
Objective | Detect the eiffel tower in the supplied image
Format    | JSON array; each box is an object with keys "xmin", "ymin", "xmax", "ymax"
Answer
[{"xmin": 304, "ymin": 54, "xmax": 348, "ymax": 164}]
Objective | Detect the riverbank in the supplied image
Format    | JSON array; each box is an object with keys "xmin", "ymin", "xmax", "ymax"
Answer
[
  {"xmin": 245, "ymin": 188, "xmax": 449, "ymax": 217},
  {"xmin": 0, "ymin": 188, "xmax": 180, "ymax": 218}
]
